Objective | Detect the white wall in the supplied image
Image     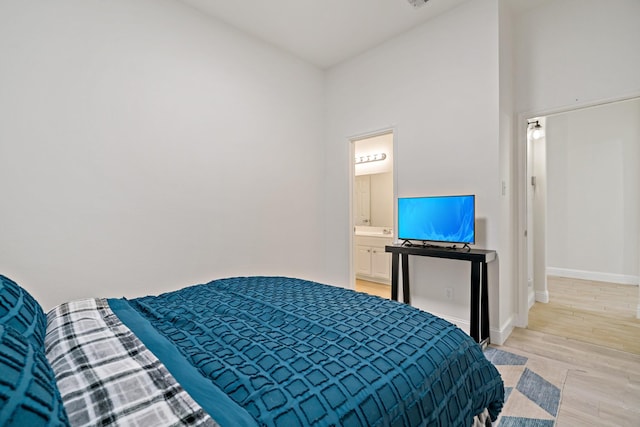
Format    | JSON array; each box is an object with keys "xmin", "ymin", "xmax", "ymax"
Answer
[
  {"xmin": 324, "ymin": 0, "xmax": 507, "ymax": 340},
  {"xmin": 498, "ymin": 0, "xmax": 517, "ymax": 332},
  {"xmin": 0, "ymin": 0, "xmax": 326, "ymax": 310},
  {"xmin": 546, "ymin": 99, "xmax": 640, "ymax": 283},
  {"xmin": 514, "ymin": 0, "xmax": 640, "ymax": 114}
]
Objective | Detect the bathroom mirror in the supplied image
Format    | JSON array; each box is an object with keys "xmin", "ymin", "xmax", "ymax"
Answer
[{"xmin": 354, "ymin": 172, "xmax": 393, "ymax": 227}]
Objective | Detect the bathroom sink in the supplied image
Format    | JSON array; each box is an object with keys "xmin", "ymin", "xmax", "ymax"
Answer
[{"xmin": 354, "ymin": 227, "xmax": 393, "ymax": 237}]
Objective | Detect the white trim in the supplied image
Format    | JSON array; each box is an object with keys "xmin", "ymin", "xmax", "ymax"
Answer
[
  {"xmin": 348, "ymin": 126, "xmax": 398, "ymax": 291},
  {"xmin": 535, "ymin": 290, "xmax": 549, "ymax": 303},
  {"xmin": 432, "ymin": 312, "xmax": 468, "ymax": 331},
  {"xmin": 547, "ymin": 267, "xmax": 639, "ymax": 286},
  {"xmin": 515, "ymin": 111, "xmax": 530, "ymax": 328},
  {"xmin": 432, "ymin": 312, "xmax": 514, "ymax": 346},
  {"xmin": 491, "ymin": 315, "xmax": 515, "ymax": 346},
  {"xmin": 528, "ymin": 288, "xmax": 535, "ymax": 309},
  {"xmin": 354, "ymin": 274, "xmax": 390, "ymax": 286},
  {"xmin": 348, "ymin": 137, "xmax": 356, "ymax": 290},
  {"xmin": 521, "ymin": 91, "xmax": 640, "ymax": 120}
]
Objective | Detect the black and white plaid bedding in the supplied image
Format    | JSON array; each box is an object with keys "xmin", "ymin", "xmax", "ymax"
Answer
[{"xmin": 45, "ymin": 298, "xmax": 218, "ymax": 427}]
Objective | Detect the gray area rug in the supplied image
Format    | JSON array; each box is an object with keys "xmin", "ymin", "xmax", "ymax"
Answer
[{"xmin": 485, "ymin": 347, "xmax": 568, "ymax": 427}]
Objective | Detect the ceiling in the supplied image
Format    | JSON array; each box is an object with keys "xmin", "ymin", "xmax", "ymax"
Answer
[{"xmin": 177, "ymin": 0, "xmax": 472, "ymax": 69}]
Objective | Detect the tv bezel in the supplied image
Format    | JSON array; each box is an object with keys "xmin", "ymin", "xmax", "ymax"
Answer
[{"xmin": 397, "ymin": 194, "xmax": 476, "ymax": 245}]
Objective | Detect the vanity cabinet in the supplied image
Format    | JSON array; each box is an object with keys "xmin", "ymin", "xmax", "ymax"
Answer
[{"xmin": 355, "ymin": 236, "xmax": 393, "ymax": 284}]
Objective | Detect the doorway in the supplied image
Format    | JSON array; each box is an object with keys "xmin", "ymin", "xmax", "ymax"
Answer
[
  {"xmin": 350, "ymin": 130, "xmax": 395, "ymax": 298},
  {"xmin": 521, "ymin": 97, "xmax": 640, "ymax": 352}
]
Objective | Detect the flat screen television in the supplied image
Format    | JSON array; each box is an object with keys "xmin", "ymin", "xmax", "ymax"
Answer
[{"xmin": 397, "ymin": 195, "xmax": 475, "ymax": 245}]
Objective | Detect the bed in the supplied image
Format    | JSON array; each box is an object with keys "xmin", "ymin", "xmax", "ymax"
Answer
[{"xmin": 0, "ymin": 274, "xmax": 503, "ymax": 426}]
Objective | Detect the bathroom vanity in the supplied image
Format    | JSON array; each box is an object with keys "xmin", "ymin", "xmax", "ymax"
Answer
[{"xmin": 354, "ymin": 227, "xmax": 393, "ymax": 284}]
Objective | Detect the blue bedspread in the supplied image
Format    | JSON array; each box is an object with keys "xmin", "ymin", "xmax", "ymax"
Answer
[{"xmin": 109, "ymin": 276, "xmax": 503, "ymax": 427}]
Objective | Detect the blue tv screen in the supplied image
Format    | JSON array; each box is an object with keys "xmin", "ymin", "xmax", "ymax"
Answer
[{"xmin": 398, "ymin": 195, "xmax": 475, "ymax": 244}]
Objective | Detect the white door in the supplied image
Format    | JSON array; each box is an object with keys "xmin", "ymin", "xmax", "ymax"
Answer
[
  {"xmin": 355, "ymin": 245, "xmax": 372, "ymax": 276},
  {"xmin": 527, "ymin": 131, "xmax": 534, "ymax": 292},
  {"xmin": 355, "ymin": 175, "xmax": 371, "ymax": 226},
  {"xmin": 371, "ymin": 247, "xmax": 390, "ymax": 280}
]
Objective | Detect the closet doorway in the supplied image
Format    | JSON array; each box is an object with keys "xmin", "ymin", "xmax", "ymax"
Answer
[
  {"xmin": 523, "ymin": 97, "xmax": 640, "ymax": 353},
  {"xmin": 351, "ymin": 130, "xmax": 395, "ymax": 299}
]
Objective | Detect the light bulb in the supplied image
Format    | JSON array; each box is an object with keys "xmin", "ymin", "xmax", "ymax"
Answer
[{"xmin": 531, "ymin": 123, "xmax": 545, "ymax": 140}]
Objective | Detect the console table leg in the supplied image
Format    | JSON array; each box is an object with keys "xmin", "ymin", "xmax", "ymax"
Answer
[
  {"xmin": 481, "ymin": 262, "xmax": 490, "ymax": 343},
  {"xmin": 401, "ymin": 254, "xmax": 410, "ymax": 304},
  {"xmin": 470, "ymin": 262, "xmax": 480, "ymax": 343},
  {"xmin": 391, "ymin": 253, "xmax": 399, "ymax": 301}
]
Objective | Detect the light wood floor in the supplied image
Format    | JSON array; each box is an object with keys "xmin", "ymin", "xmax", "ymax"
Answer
[
  {"xmin": 355, "ymin": 279, "xmax": 391, "ymax": 299},
  {"xmin": 356, "ymin": 277, "xmax": 640, "ymax": 426},
  {"xmin": 528, "ymin": 276, "xmax": 640, "ymax": 354}
]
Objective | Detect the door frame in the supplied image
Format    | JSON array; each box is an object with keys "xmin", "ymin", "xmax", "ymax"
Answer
[
  {"xmin": 515, "ymin": 92, "xmax": 640, "ymax": 327},
  {"xmin": 348, "ymin": 126, "xmax": 398, "ymax": 289}
]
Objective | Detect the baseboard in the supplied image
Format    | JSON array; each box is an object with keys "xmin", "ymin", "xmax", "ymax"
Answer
[
  {"xmin": 370, "ymin": 279, "xmax": 391, "ymax": 286},
  {"xmin": 535, "ymin": 289, "xmax": 549, "ymax": 303},
  {"xmin": 432, "ymin": 312, "xmax": 514, "ymax": 346},
  {"xmin": 355, "ymin": 274, "xmax": 391, "ymax": 286},
  {"xmin": 547, "ymin": 267, "xmax": 639, "ymax": 285},
  {"xmin": 431, "ymin": 312, "xmax": 469, "ymax": 332},
  {"xmin": 491, "ymin": 315, "xmax": 514, "ymax": 346},
  {"xmin": 528, "ymin": 289, "xmax": 535, "ymax": 309}
]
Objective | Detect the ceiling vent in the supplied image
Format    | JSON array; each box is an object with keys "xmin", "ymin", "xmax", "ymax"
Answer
[{"xmin": 407, "ymin": 0, "xmax": 430, "ymax": 8}]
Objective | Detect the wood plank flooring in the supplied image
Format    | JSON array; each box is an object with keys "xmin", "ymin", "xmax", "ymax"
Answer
[
  {"xmin": 528, "ymin": 276, "xmax": 640, "ymax": 354},
  {"xmin": 355, "ymin": 279, "xmax": 390, "ymax": 299}
]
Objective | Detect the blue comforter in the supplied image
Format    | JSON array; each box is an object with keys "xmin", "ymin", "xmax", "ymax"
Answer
[{"xmin": 109, "ymin": 276, "xmax": 503, "ymax": 427}]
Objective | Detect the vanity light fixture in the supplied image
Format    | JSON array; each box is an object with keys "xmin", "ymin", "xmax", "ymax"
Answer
[
  {"xmin": 355, "ymin": 153, "xmax": 387, "ymax": 164},
  {"xmin": 529, "ymin": 120, "xmax": 545, "ymax": 140}
]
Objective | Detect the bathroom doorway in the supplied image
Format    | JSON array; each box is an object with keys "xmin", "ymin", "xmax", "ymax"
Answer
[{"xmin": 351, "ymin": 130, "xmax": 395, "ymax": 298}]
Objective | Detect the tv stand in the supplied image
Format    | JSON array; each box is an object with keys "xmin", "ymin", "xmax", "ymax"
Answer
[{"xmin": 385, "ymin": 244, "xmax": 496, "ymax": 346}]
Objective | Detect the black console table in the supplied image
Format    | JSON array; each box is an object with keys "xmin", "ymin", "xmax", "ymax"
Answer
[{"xmin": 385, "ymin": 244, "xmax": 496, "ymax": 346}]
